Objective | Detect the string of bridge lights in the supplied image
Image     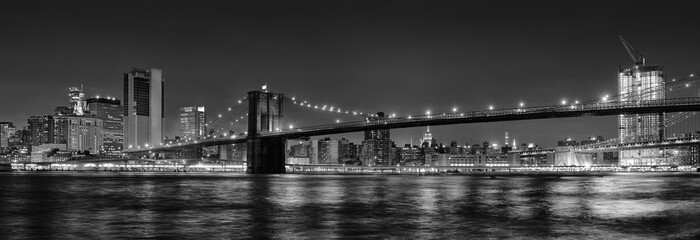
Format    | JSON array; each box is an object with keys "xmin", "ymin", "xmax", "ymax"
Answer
[{"xmin": 285, "ymin": 96, "xmax": 377, "ymax": 118}]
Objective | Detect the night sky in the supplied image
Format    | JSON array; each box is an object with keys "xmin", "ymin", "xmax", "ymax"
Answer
[{"xmin": 1, "ymin": 0, "xmax": 699, "ymax": 147}]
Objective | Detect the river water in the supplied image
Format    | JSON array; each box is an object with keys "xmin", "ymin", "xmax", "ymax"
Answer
[{"xmin": 1, "ymin": 172, "xmax": 699, "ymax": 239}]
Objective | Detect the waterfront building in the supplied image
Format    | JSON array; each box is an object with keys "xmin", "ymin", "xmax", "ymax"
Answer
[
  {"xmin": 124, "ymin": 68, "xmax": 164, "ymax": 149},
  {"xmin": 618, "ymin": 58, "xmax": 665, "ymax": 165},
  {"xmin": 289, "ymin": 142, "xmax": 309, "ymax": 158},
  {"xmin": 309, "ymin": 140, "xmax": 319, "ymax": 164},
  {"xmin": 318, "ymin": 137, "xmax": 338, "ymax": 164},
  {"xmin": 179, "ymin": 106, "xmax": 206, "ymax": 140},
  {"xmin": 87, "ymin": 97, "xmax": 124, "ymax": 156},
  {"xmin": 30, "ymin": 144, "xmax": 68, "ymax": 162},
  {"xmin": 443, "ymin": 154, "xmax": 514, "ymax": 167}
]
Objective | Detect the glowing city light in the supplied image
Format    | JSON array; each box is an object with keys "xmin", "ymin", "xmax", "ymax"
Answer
[
  {"xmin": 519, "ymin": 102, "xmax": 524, "ymax": 107},
  {"xmin": 426, "ymin": 110, "xmax": 431, "ymax": 115},
  {"xmin": 336, "ymin": 119, "xmax": 340, "ymax": 123},
  {"xmin": 561, "ymin": 99, "xmax": 567, "ymax": 105},
  {"xmin": 452, "ymin": 107, "xmax": 457, "ymax": 113},
  {"xmin": 489, "ymin": 105, "xmax": 494, "ymax": 110}
]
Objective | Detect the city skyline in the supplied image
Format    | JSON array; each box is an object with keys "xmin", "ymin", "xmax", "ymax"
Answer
[{"xmin": 2, "ymin": 1, "xmax": 700, "ymax": 147}]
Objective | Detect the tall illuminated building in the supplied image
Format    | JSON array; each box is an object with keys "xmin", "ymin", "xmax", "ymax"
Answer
[
  {"xmin": 179, "ymin": 106, "xmax": 206, "ymax": 140},
  {"xmin": 123, "ymin": 68, "xmax": 164, "ymax": 149},
  {"xmin": 87, "ymin": 97, "xmax": 123, "ymax": 156},
  {"xmin": 421, "ymin": 126, "xmax": 436, "ymax": 148},
  {"xmin": 361, "ymin": 112, "xmax": 393, "ymax": 166},
  {"xmin": 618, "ymin": 60, "xmax": 665, "ymax": 165}
]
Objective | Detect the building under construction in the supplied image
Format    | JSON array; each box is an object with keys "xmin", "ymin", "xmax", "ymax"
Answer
[{"xmin": 617, "ymin": 36, "xmax": 666, "ymax": 166}]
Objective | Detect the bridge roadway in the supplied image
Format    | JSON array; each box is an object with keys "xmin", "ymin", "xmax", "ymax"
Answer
[{"xmin": 126, "ymin": 97, "xmax": 700, "ymax": 154}]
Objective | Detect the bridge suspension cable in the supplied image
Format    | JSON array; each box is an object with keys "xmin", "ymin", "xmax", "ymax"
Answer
[
  {"xmin": 205, "ymin": 95, "xmax": 250, "ymax": 137},
  {"xmin": 282, "ymin": 95, "xmax": 376, "ymax": 118}
]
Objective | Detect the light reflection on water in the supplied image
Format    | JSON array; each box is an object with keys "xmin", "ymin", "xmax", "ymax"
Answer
[{"xmin": 0, "ymin": 172, "xmax": 699, "ymax": 239}]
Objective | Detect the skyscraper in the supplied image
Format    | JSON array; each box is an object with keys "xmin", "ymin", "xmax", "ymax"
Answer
[
  {"xmin": 361, "ymin": 112, "xmax": 393, "ymax": 166},
  {"xmin": 618, "ymin": 60, "xmax": 665, "ymax": 165},
  {"xmin": 123, "ymin": 68, "xmax": 164, "ymax": 149},
  {"xmin": 179, "ymin": 106, "xmax": 206, "ymax": 140},
  {"xmin": 87, "ymin": 97, "xmax": 123, "ymax": 156}
]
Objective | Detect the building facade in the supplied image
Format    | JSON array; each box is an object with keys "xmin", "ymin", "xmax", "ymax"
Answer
[
  {"xmin": 0, "ymin": 122, "xmax": 15, "ymax": 148},
  {"xmin": 179, "ymin": 106, "xmax": 206, "ymax": 140},
  {"xmin": 87, "ymin": 97, "xmax": 123, "ymax": 156},
  {"xmin": 360, "ymin": 113, "xmax": 393, "ymax": 166},
  {"xmin": 318, "ymin": 137, "xmax": 339, "ymax": 164},
  {"xmin": 618, "ymin": 62, "xmax": 665, "ymax": 165},
  {"xmin": 124, "ymin": 68, "xmax": 164, "ymax": 149},
  {"xmin": 65, "ymin": 115, "xmax": 103, "ymax": 152}
]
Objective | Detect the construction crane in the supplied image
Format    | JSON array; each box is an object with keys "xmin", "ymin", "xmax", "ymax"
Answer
[{"xmin": 619, "ymin": 35, "xmax": 645, "ymax": 66}]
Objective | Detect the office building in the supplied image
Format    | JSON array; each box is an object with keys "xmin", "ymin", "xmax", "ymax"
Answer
[
  {"xmin": 87, "ymin": 97, "xmax": 124, "ymax": 156},
  {"xmin": 179, "ymin": 106, "xmax": 206, "ymax": 140},
  {"xmin": 360, "ymin": 112, "xmax": 393, "ymax": 166},
  {"xmin": 124, "ymin": 68, "xmax": 164, "ymax": 149}
]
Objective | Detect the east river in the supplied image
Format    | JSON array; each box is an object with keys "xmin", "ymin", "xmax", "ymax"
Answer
[{"xmin": 1, "ymin": 172, "xmax": 699, "ymax": 239}]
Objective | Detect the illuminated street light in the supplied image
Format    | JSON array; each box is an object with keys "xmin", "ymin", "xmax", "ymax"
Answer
[
  {"xmin": 488, "ymin": 105, "xmax": 494, "ymax": 110},
  {"xmin": 519, "ymin": 102, "xmax": 524, "ymax": 107},
  {"xmin": 336, "ymin": 119, "xmax": 340, "ymax": 123},
  {"xmin": 452, "ymin": 107, "xmax": 457, "ymax": 113},
  {"xmin": 426, "ymin": 110, "xmax": 431, "ymax": 115},
  {"xmin": 561, "ymin": 100, "xmax": 567, "ymax": 105},
  {"xmin": 289, "ymin": 125, "xmax": 294, "ymax": 129},
  {"xmin": 574, "ymin": 100, "xmax": 579, "ymax": 104}
]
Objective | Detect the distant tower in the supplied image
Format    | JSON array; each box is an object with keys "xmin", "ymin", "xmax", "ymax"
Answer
[
  {"xmin": 424, "ymin": 126, "xmax": 433, "ymax": 146},
  {"xmin": 512, "ymin": 138, "xmax": 517, "ymax": 150},
  {"xmin": 69, "ymin": 86, "xmax": 87, "ymax": 115},
  {"xmin": 123, "ymin": 68, "xmax": 164, "ymax": 149},
  {"xmin": 505, "ymin": 131, "xmax": 509, "ymax": 147}
]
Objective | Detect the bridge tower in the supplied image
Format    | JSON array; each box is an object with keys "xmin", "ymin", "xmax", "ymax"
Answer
[{"xmin": 246, "ymin": 90, "xmax": 286, "ymax": 173}]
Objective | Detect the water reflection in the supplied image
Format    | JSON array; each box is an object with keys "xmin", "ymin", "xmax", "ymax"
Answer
[{"xmin": 1, "ymin": 172, "xmax": 699, "ymax": 239}]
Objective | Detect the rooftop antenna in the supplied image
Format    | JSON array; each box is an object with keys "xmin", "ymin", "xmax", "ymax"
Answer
[{"xmin": 618, "ymin": 35, "xmax": 644, "ymax": 65}]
